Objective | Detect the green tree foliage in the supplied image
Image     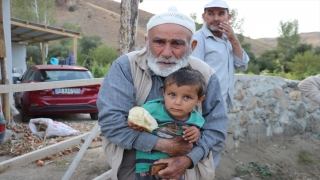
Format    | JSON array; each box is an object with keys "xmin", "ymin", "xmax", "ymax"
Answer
[
  {"xmin": 230, "ymin": 9, "xmax": 244, "ymax": 34},
  {"xmin": 313, "ymin": 46, "xmax": 320, "ymax": 55},
  {"xmin": 79, "ymin": 35, "xmax": 102, "ymax": 55},
  {"xmin": 288, "ymin": 51, "xmax": 320, "ymax": 79},
  {"xmin": 295, "ymin": 43, "xmax": 313, "ymax": 55},
  {"xmin": 11, "ymin": 0, "xmax": 56, "ymax": 26},
  {"xmin": 276, "ymin": 19, "xmax": 300, "ymax": 63},
  {"xmin": 61, "ymin": 22, "xmax": 83, "ymax": 33},
  {"xmin": 190, "ymin": 12, "xmax": 203, "ymax": 31},
  {"xmin": 88, "ymin": 45, "xmax": 118, "ymax": 66},
  {"xmin": 92, "ymin": 62, "xmax": 112, "ymax": 78},
  {"xmin": 26, "ymin": 45, "xmax": 42, "ymax": 65},
  {"xmin": 255, "ymin": 50, "xmax": 279, "ymax": 72},
  {"xmin": 47, "ymin": 41, "xmax": 70, "ymax": 59}
]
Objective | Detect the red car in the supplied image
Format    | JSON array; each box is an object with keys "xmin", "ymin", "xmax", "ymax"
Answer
[
  {"xmin": 0, "ymin": 105, "xmax": 5, "ymax": 146},
  {"xmin": 14, "ymin": 65, "xmax": 100, "ymax": 122}
]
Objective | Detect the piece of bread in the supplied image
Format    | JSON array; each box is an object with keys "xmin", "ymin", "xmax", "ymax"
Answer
[{"xmin": 128, "ymin": 107, "xmax": 158, "ymax": 132}]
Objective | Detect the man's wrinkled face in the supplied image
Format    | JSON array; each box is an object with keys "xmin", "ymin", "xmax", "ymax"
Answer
[
  {"xmin": 202, "ymin": 7, "xmax": 231, "ymax": 35},
  {"xmin": 146, "ymin": 24, "xmax": 192, "ymax": 77}
]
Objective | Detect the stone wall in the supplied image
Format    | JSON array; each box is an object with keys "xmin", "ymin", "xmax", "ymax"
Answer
[{"xmin": 225, "ymin": 74, "xmax": 320, "ymax": 150}]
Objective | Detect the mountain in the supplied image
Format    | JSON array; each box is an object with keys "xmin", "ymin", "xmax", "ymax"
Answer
[
  {"xmin": 53, "ymin": 0, "xmax": 320, "ymax": 57},
  {"xmin": 54, "ymin": 0, "xmax": 152, "ymax": 48}
]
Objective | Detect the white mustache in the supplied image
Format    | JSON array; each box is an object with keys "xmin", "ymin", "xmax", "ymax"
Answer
[{"xmin": 155, "ymin": 59, "xmax": 178, "ymax": 63}]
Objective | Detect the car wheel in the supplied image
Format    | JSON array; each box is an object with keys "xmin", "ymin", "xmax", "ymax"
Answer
[{"xmin": 90, "ymin": 113, "xmax": 98, "ymax": 120}]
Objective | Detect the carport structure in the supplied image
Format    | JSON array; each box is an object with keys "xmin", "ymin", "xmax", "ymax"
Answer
[
  {"xmin": 0, "ymin": 0, "xmax": 82, "ymax": 121},
  {"xmin": 10, "ymin": 17, "xmax": 82, "ymax": 64}
]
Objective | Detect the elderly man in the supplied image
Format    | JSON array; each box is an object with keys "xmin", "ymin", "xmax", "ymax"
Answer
[
  {"xmin": 97, "ymin": 7, "xmax": 228, "ymax": 180},
  {"xmin": 191, "ymin": 0, "xmax": 250, "ymax": 168}
]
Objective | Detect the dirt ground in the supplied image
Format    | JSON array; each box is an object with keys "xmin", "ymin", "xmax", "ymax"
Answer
[
  {"xmin": 0, "ymin": 112, "xmax": 319, "ymax": 180},
  {"xmin": 1, "ymin": 133, "xmax": 319, "ymax": 180}
]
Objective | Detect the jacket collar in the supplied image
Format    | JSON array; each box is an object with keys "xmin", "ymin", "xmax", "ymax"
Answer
[{"xmin": 134, "ymin": 48, "xmax": 151, "ymax": 76}]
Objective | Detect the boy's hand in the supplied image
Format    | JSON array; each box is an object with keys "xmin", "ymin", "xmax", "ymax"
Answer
[
  {"xmin": 127, "ymin": 119, "xmax": 146, "ymax": 132},
  {"xmin": 181, "ymin": 126, "xmax": 200, "ymax": 143}
]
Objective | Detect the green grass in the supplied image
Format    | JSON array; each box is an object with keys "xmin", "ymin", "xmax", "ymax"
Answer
[
  {"xmin": 298, "ymin": 150, "xmax": 314, "ymax": 164},
  {"xmin": 234, "ymin": 162, "xmax": 276, "ymax": 179}
]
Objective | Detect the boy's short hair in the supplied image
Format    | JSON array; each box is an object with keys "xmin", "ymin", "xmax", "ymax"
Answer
[{"xmin": 163, "ymin": 66, "xmax": 206, "ymax": 98}]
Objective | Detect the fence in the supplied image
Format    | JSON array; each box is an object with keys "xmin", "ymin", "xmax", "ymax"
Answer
[{"xmin": 0, "ymin": 78, "xmax": 112, "ymax": 179}]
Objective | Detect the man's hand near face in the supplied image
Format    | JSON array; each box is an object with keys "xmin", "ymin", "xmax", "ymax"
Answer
[{"xmin": 219, "ymin": 22, "xmax": 243, "ymax": 59}]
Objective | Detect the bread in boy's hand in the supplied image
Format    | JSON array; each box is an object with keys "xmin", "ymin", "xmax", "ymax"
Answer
[{"xmin": 128, "ymin": 106, "xmax": 158, "ymax": 132}]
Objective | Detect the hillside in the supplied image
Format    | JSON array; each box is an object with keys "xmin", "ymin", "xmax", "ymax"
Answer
[
  {"xmin": 53, "ymin": 0, "xmax": 320, "ymax": 57},
  {"xmin": 257, "ymin": 32, "xmax": 320, "ymax": 48},
  {"xmin": 54, "ymin": 0, "xmax": 153, "ymax": 48}
]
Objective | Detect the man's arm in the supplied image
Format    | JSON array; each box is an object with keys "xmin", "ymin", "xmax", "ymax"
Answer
[
  {"xmin": 220, "ymin": 22, "xmax": 250, "ymax": 71},
  {"xmin": 233, "ymin": 49, "xmax": 250, "ymax": 71},
  {"xmin": 188, "ymin": 74, "xmax": 228, "ymax": 165},
  {"xmin": 298, "ymin": 74, "xmax": 320, "ymax": 104}
]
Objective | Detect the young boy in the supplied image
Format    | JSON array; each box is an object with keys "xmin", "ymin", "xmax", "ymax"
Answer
[{"xmin": 128, "ymin": 67, "xmax": 207, "ymax": 180}]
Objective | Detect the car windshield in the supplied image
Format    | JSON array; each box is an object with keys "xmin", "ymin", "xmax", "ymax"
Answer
[{"xmin": 35, "ymin": 70, "xmax": 92, "ymax": 82}]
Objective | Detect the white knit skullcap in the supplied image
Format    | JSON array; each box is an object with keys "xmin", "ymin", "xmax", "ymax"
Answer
[{"xmin": 147, "ymin": 6, "xmax": 195, "ymax": 34}]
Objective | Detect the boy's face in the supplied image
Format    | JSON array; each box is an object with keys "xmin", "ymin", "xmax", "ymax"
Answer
[{"xmin": 163, "ymin": 83, "xmax": 205, "ymax": 121}]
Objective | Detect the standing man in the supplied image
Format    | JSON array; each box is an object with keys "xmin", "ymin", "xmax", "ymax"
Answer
[
  {"xmin": 191, "ymin": 0, "xmax": 250, "ymax": 168},
  {"xmin": 98, "ymin": 7, "xmax": 228, "ymax": 180}
]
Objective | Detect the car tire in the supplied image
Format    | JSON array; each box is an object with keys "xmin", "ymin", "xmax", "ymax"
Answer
[{"xmin": 90, "ymin": 113, "xmax": 98, "ymax": 120}]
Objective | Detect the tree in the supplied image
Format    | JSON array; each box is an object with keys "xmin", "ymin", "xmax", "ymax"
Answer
[
  {"xmin": 88, "ymin": 45, "xmax": 118, "ymax": 66},
  {"xmin": 255, "ymin": 50, "xmax": 279, "ymax": 72},
  {"xmin": 118, "ymin": 0, "xmax": 142, "ymax": 56},
  {"xmin": 11, "ymin": 0, "xmax": 56, "ymax": 25},
  {"xmin": 190, "ymin": 12, "xmax": 202, "ymax": 31},
  {"xmin": 230, "ymin": 9, "xmax": 244, "ymax": 34},
  {"xmin": 61, "ymin": 22, "xmax": 82, "ymax": 33},
  {"xmin": 313, "ymin": 46, "xmax": 320, "ymax": 55},
  {"xmin": 11, "ymin": 0, "xmax": 57, "ymax": 62},
  {"xmin": 27, "ymin": 45, "xmax": 42, "ymax": 65},
  {"xmin": 47, "ymin": 41, "xmax": 70, "ymax": 59},
  {"xmin": 276, "ymin": 19, "xmax": 300, "ymax": 63},
  {"xmin": 288, "ymin": 51, "xmax": 320, "ymax": 79},
  {"xmin": 79, "ymin": 35, "xmax": 102, "ymax": 55},
  {"xmin": 295, "ymin": 43, "xmax": 313, "ymax": 55}
]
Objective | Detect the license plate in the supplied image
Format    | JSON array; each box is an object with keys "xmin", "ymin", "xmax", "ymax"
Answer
[{"xmin": 54, "ymin": 88, "xmax": 81, "ymax": 94}]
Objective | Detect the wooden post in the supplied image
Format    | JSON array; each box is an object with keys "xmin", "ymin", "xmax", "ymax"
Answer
[
  {"xmin": 118, "ymin": 0, "xmax": 140, "ymax": 56},
  {"xmin": 41, "ymin": 42, "xmax": 46, "ymax": 64},
  {"xmin": 73, "ymin": 37, "xmax": 77, "ymax": 63},
  {"xmin": 0, "ymin": 0, "xmax": 11, "ymax": 123},
  {"xmin": 61, "ymin": 122, "xmax": 100, "ymax": 180}
]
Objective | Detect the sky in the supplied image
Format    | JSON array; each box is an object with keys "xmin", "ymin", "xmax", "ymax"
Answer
[{"xmin": 114, "ymin": 0, "xmax": 320, "ymax": 39}]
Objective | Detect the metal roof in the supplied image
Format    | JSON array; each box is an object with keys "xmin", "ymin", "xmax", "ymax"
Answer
[{"xmin": 10, "ymin": 18, "xmax": 82, "ymax": 44}]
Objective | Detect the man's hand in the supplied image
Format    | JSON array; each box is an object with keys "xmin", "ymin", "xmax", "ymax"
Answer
[
  {"xmin": 219, "ymin": 22, "xmax": 243, "ymax": 59},
  {"xmin": 219, "ymin": 22, "xmax": 237, "ymax": 42},
  {"xmin": 154, "ymin": 136, "xmax": 193, "ymax": 157},
  {"xmin": 155, "ymin": 156, "xmax": 192, "ymax": 179}
]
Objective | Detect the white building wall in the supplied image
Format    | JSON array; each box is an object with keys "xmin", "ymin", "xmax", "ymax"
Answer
[{"xmin": 12, "ymin": 42, "xmax": 27, "ymax": 74}]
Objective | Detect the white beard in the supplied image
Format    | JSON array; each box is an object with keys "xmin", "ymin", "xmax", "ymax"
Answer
[{"xmin": 146, "ymin": 46, "xmax": 191, "ymax": 77}]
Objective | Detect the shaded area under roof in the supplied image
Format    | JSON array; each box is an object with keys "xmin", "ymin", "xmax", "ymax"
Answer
[{"xmin": 10, "ymin": 18, "xmax": 82, "ymax": 44}]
